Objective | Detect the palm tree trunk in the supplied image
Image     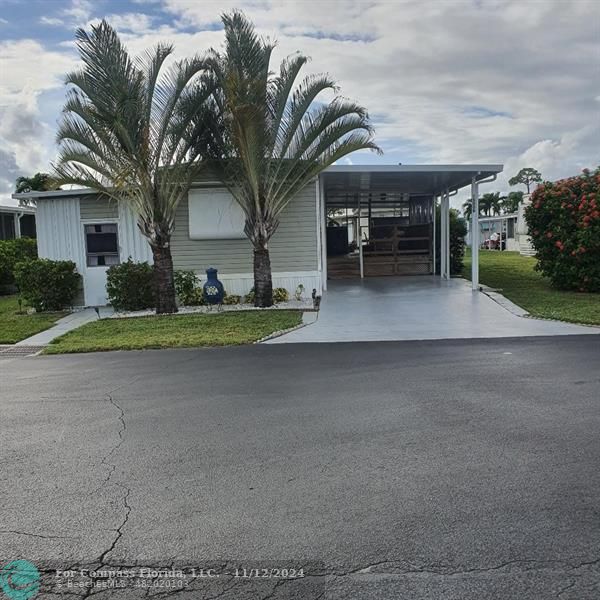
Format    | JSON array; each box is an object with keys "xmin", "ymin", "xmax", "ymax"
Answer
[
  {"xmin": 151, "ymin": 244, "xmax": 178, "ymax": 314},
  {"xmin": 253, "ymin": 243, "xmax": 273, "ymax": 308}
]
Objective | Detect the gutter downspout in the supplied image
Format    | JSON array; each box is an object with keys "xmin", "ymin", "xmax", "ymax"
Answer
[{"xmin": 15, "ymin": 211, "xmax": 23, "ymax": 239}]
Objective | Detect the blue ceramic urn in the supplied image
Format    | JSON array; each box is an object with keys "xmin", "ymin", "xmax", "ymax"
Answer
[{"xmin": 203, "ymin": 267, "xmax": 225, "ymax": 304}]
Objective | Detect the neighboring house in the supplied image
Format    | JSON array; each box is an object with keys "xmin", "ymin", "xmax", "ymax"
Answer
[
  {"xmin": 466, "ymin": 213, "xmax": 519, "ymax": 251},
  {"xmin": 0, "ymin": 204, "xmax": 36, "ymax": 240},
  {"xmin": 12, "ymin": 164, "xmax": 502, "ymax": 306}
]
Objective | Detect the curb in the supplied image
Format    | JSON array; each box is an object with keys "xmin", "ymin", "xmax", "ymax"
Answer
[{"xmin": 256, "ymin": 311, "xmax": 319, "ymax": 343}]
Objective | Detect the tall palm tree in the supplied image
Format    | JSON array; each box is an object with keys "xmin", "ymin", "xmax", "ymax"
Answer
[
  {"xmin": 479, "ymin": 192, "xmax": 503, "ymax": 216},
  {"xmin": 54, "ymin": 21, "xmax": 214, "ymax": 313},
  {"xmin": 204, "ymin": 11, "xmax": 381, "ymax": 307}
]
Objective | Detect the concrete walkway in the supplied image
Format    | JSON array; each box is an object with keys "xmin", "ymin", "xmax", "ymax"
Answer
[
  {"xmin": 266, "ymin": 276, "xmax": 600, "ymax": 343},
  {"xmin": 16, "ymin": 307, "xmax": 114, "ymax": 346}
]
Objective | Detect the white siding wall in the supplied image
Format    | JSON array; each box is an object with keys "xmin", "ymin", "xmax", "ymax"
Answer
[
  {"xmin": 36, "ymin": 197, "xmax": 85, "ymax": 272},
  {"xmin": 118, "ymin": 201, "xmax": 153, "ymax": 263}
]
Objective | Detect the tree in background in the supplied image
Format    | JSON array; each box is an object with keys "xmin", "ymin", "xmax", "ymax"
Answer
[
  {"xmin": 204, "ymin": 11, "xmax": 380, "ymax": 307},
  {"xmin": 14, "ymin": 173, "xmax": 57, "ymax": 206},
  {"xmin": 501, "ymin": 190, "xmax": 524, "ymax": 214},
  {"xmin": 479, "ymin": 192, "xmax": 503, "ymax": 216},
  {"xmin": 54, "ymin": 21, "xmax": 215, "ymax": 313},
  {"xmin": 509, "ymin": 167, "xmax": 542, "ymax": 194}
]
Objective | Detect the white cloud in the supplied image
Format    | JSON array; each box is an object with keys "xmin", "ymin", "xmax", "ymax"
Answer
[
  {"xmin": 39, "ymin": 0, "xmax": 93, "ymax": 28},
  {"xmin": 0, "ymin": 39, "xmax": 76, "ymax": 202},
  {"xmin": 4, "ymin": 0, "xmax": 600, "ymax": 207},
  {"xmin": 158, "ymin": 0, "xmax": 599, "ymax": 194},
  {"xmin": 87, "ymin": 13, "xmax": 155, "ymax": 34}
]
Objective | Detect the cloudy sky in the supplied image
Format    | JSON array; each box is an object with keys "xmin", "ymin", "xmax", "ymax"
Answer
[{"xmin": 0, "ymin": 0, "xmax": 598, "ymax": 208}]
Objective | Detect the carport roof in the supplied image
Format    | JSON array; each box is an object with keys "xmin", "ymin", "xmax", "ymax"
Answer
[{"xmin": 323, "ymin": 164, "xmax": 503, "ymax": 196}]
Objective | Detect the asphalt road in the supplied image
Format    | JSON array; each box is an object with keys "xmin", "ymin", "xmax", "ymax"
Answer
[{"xmin": 1, "ymin": 336, "xmax": 599, "ymax": 599}]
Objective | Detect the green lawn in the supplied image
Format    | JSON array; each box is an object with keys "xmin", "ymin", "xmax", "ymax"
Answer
[
  {"xmin": 463, "ymin": 250, "xmax": 600, "ymax": 325},
  {"xmin": 0, "ymin": 295, "xmax": 66, "ymax": 344},
  {"xmin": 45, "ymin": 310, "xmax": 303, "ymax": 354}
]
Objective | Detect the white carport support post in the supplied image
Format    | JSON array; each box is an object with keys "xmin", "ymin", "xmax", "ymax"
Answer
[
  {"xmin": 445, "ymin": 189, "xmax": 450, "ymax": 279},
  {"xmin": 471, "ymin": 177, "xmax": 479, "ymax": 290},
  {"xmin": 440, "ymin": 194, "xmax": 446, "ymax": 278},
  {"xmin": 440, "ymin": 189, "xmax": 450, "ymax": 279},
  {"xmin": 432, "ymin": 195, "xmax": 436, "ymax": 274},
  {"xmin": 358, "ymin": 196, "xmax": 364, "ymax": 278},
  {"xmin": 319, "ymin": 175, "xmax": 327, "ymax": 291}
]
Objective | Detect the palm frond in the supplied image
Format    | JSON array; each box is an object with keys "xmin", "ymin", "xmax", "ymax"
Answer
[
  {"xmin": 204, "ymin": 11, "xmax": 381, "ymax": 246},
  {"xmin": 55, "ymin": 19, "xmax": 211, "ymax": 248}
]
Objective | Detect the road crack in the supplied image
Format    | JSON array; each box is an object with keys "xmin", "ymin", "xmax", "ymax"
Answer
[{"xmin": 0, "ymin": 529, "xmax": 73, "ymax": 540}]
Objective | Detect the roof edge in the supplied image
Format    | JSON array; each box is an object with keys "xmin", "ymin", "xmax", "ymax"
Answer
[{"xmin": 324, "ymin": 164, "xmax": 504, "ymax": 174}]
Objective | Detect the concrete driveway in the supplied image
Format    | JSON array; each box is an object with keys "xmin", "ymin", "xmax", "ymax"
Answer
[
  {"xmin": 1, "ymin": 337, "xmax": 599, "ymax": 599},
  {"xmin": 267, "ymin": 277, "xmax": 599, "ymax": 343}
]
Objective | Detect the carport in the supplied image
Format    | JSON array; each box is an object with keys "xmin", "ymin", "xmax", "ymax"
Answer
[{"xmin": 319, "ymin": 164, "xmax": 503, "ymax": 290}]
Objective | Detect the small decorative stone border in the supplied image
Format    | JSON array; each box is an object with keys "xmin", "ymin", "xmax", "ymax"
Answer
[{"xmin": 109, "ymin": 300, "xmax": 315, "ymax": 319}]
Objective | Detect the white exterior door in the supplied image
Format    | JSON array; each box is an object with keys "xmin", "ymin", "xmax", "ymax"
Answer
[
  {"xmin": 83, "ymin": 266, "xmax": 110, "ymax": 306},
  {"xmin": 82, "ymin": 222, "xmax": 120, "ymax": 306}
]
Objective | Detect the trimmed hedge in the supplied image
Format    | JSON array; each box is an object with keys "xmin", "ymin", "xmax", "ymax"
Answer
[
  {"xmin": 525, "ymin": 167, "xmax": 600, "ymax": 292},
  {"xmin": 106, "ymin": 259, "xmax": 155, "ymax": 311},
  {"xmin": 14, "ymin": 258, "xmax": 80, "ymax": 311},
  {"xmin": 0, "ymin": 238, "xmax": 37, "ymax": 287}
]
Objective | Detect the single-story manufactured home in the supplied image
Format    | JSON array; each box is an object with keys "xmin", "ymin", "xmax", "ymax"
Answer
[
  {"xmin": 466, "ymin": 212, "xmax": 519, "ymax": 251},
  {"xmin": 13, "ymin": 164, "xmax": 502, "ymax": 306}
]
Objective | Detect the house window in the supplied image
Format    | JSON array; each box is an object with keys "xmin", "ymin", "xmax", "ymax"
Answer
[
  {"xmin": 0, "ymin": 213, "xmax": 16, "ymax": 240},
  {"xmin": 85, "ymin": 223, "xmax": 120, "ymax": 267}
]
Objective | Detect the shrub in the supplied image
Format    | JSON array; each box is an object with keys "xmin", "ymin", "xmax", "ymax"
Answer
[
  {"xmin": 174, "ymin": 270, "xmax": 204, "ymax": 305},
  {"xmin": 14, "ymin": 258, "xmax": 80, "ymax": 311},
  {"xmin": 0, "ymin": 238, "xmax": 38, "ymax": 287},
  {"xmin": 525, "ymin": 167, "xmax": 600, "ymax": 292},
  {"xmin": 273, "ymin": 287, "xmax": 289, "ymax": 303},
  {"xmin": 244, "ymin": 288, "xmax": 255, "ymax": 304},
  {"xmin": 435, "ymin": 207, "xmax": 467, "ymax": 275},
  {"xmin": 223, "ymin": 293, "xmax": 241, "ymax": 305},
  {"xmin": 106, "ymin": 259, "xmax": 155, "ymax": 311}
]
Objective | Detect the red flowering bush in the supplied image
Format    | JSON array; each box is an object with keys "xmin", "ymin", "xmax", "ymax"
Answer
[{"xmin": 525, "ymin": 167, "xmax": 600, "ymax": 292}]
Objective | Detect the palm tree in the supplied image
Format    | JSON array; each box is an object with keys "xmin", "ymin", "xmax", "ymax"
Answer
[
  {"xmin": 501, "ymin": 190, "xmax": 523, "ymax": 214},
  {"xmin": 204, "ymin": 11, "xmax": 381, "ymax": 307},
  {"xmin": 54, "ymin": 21, "xmax": 214, "ymax": 313},
  {"xmin": 478, "ymin": 192, "xmax": 502, "ymax": 216},
  {"xmin": 15, "ymin": 172, "xmax": 57, "ymax": 206},
  {"xmin": 462, "ymin": 199, "xmax": 473, "ymax": 221}
]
